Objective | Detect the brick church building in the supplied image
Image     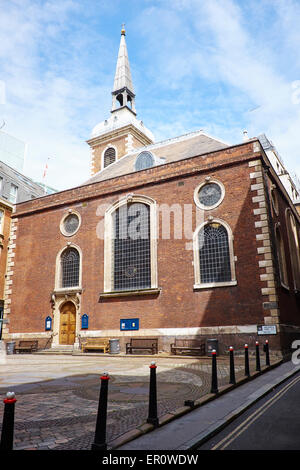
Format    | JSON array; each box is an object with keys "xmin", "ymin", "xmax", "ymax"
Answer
[{"xmin": 2, "ymin": 27, "xmax": 300, "ymax": 355}]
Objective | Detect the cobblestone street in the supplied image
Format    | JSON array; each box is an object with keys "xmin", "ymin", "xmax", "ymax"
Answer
[{"xmin": 0, "ymin": 352, "xmax": 269, "ymax": 450}]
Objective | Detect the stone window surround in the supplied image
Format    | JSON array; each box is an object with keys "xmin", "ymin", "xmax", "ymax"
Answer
[
  {"xmin": 270, "ymin": 184, "xmax": 279, "ymax": 216},
  {"xmin": 193, "ymin": 177, "xmax": 225, "ymax": 211},
  {"xmin": 103, "ymin": 193, "xmax": 158, "ymax": 295},
  {"xmin": 193, "ymin": 218, "xmax": 237, "ymax": 289},
  {"xmin": 101, "ymin": 144, "xmax": 118, "ymax": 171},
  {"xmin": 275, "ymin": 222, "xmax": 289, "ymax": 291},
  {"xmin": 59, "ymin": 209, "xmax": 81, "ymax": 237},
  {"xmin": 54, "ymin": 243, "xmax": 82, "ymax": 291},
  {"xmin": 285, "ymin": 208, "xmax": 300, "ymax": 292}
]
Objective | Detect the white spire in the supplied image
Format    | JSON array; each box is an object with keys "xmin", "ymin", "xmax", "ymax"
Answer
[
  {"xmin": 89, "ymin": 25, "xmax": 154, "ymax": 147},
  {"xmin": 111, "ymin": 25, "xmax": 136, "ymax": 114},
  {"xmin": 113, "ymin": 25, "xmax": 134, "ymax": 93}
]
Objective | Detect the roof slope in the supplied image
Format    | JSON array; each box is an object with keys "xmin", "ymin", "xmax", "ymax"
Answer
[{"xmin": 83, "ymin": 130, "xmax": 229, "ymax": 185}]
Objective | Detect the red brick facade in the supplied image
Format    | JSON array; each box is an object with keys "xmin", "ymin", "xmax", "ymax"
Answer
[{"xmin": 3, "ymin": 139, "xmax": 300, "ymax": 355}]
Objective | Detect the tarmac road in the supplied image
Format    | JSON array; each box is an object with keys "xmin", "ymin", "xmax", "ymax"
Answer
[{"xmin": 198, "ymin": 370, "xmax": 300, "ymax": 450}]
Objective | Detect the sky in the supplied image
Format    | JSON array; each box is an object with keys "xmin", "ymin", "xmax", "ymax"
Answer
[{"xmin": 0, "ymin": 0, "xmax": 300, "ymax": 191}]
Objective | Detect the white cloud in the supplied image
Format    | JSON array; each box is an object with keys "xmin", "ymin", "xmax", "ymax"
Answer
[
  {"xmin": 135, "ymin": 0, "xmax": 300, "ymax": 182},
  {"xmin": 200, "ymin": 0, "xmax": 300, "ymax": 177},
  {"xmin": 0, "ymin": 0, "xmax": 299, "ymax": 192},
  {"xmin": 0, "ymin": 0, "xmax": 111, "ymax": 190}
]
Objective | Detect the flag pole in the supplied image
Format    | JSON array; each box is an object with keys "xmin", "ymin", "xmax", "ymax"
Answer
[{"xmin": 42, "ymin": 157, "xmax": 50, "ymax": 194}]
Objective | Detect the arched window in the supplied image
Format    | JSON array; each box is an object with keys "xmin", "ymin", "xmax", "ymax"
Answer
[
  {"xmin": 275, "ymin": 226, "xmax": 289, "ymax": 288},
  {"xmin": 193, "ymin": 220, "xmax": 236, "ymax": 288},
  {"xmin": 112, "ymin": 202, "xmax": 151, "ymax": 291},
  {"xmin": 286, "ymin": 210, "xmax": 300, "ymax": 290},
  {"xmin": 135, "ymin": 151, "xmax": 154, "ymax": 171},
  {"xmin": 127, "ymin": 94, "xmax": 132, "ymax": 109},
  {"xmin": 61, "ymin": 248, "xmax": 80, "ymax": 288},
  {"xmin": 103, "ymin": 195, "xmax": 158, "ymax": 293},
  {"xmin": 116, "ymin": 93, "xmax": 123, "ymax": 107},
  {"xmin": 103, "ymin": 147, "xmax": 116, "ymax": 169}
]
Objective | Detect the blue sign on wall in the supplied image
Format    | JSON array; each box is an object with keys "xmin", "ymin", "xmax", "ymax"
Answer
[
  {"xmin": 81, "ymin": 314, "xmax": 89, "ymax": 329},
  {"xmin": 120, "ymin": 318, "xmax": 139, "ymax": 331},
  {"xmin": 45, "ymin": 316, "xmax": 52, "ymax": 331}
]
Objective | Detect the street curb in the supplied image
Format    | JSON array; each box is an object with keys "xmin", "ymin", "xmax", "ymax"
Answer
[
  {"xmin": 179, "ymin": 362, "xmax": 300, "ymax": 450},
  {"xmin": 110, "ymin": 359, "xmax": 299, "ymax": 450}
]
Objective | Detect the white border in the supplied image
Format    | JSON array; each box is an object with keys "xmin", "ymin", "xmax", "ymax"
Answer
[
  {"xmin": 103, "ymin": 194, "xmax": 158, "ymax": 293},
  {"xmin": 275, "ymin": 223, "xmax": 289, "ymax": 290},
  {"xmin": 193, "ymin": 218, "xmax": 237, "ymax": 289},
  {"xmin": 60, "ymin": 210, "xmax": 81, "ymax": 237},
  {"xmin": 54, "ymin": 243, "xmax": 82, "ymax": 291},
  {"xmin": 194, "ymin": 178, "xmax": 225, "ymax": 211},
  {"xmin": 285, "ymin": 208, "xmax": 300, "ymax": 291},
  {"xmin": 101, "ymin": 144, "xmax": 118, "ymax": 170}
]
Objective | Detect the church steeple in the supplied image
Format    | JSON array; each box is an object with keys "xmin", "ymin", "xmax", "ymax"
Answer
[
  {"xmin": 111, "ymin": 25, "xmax": 136, "ymax": 114},
  {"xmin": 87, "ymin": 26, "xmax": 154, "ymax": 176}
]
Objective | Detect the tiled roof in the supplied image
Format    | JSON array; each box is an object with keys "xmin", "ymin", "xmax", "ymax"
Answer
[{"xmin": 83, "ymin": 130, "xmax": 229, "ymax": 185}]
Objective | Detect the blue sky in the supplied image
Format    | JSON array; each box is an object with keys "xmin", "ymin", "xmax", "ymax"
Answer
[{"xmin": 0, "ymin": 0, "xmax": 300, "ymax": 190}]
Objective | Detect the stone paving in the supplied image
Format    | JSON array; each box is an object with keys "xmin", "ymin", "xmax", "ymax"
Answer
[{"xmin": 0, "ymin": 352, "xmax": 271, "ymax": 450}]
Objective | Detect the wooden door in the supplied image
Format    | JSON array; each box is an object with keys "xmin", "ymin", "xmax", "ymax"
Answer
[{"xmin": 59, "ymin": 302, "xmax": 76, "ymax": 345}]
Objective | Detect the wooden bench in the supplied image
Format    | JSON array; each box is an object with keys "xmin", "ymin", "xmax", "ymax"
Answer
[
  {"xmin": 82, "ymin": 338, "xmax": 110, "ymax": 353},
  {"xmin": 170, "ymin": 339, "xmax": 205, "ymax": 356},
  {"xmin": 14, "ymin": 340, "xmax": 38, "ymax": 354},
  {"xmin": 126, "ymin": 338, "xmax": 158, "ymax": 355}
]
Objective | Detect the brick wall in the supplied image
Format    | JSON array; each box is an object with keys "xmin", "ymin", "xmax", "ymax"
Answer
[
  {"xmin": 91, "ymin": 135, "xmax": 127, "ymax": 175},
  {"xmin": 89, "ymin": 128, "xmax": 152, "ymax": 175},
  {"xmin": 0, "ymin": 204, "xmax": 12, "ymax": 299},
  {"xmin": 4, "ymin": 140, "xmax": 300, "ymax": 354}
]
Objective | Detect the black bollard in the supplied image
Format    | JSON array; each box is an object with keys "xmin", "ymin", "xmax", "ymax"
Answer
[
  {"xmin": 229, "ymin": 346, "xmax": 236, "ymax": 385},
  {"xmin": 147, "ymin": 361, "xmax": 159, "ymax": 427},
  {"xmin": 211, "ymin": 349, "xmax": 218, "ymax": 394},
  {"xmin": 91, "ymin": 373, "xmax": 110, "ymax": 451},
  {"xmin": 255, "ymin": 341, "xmax": 261, "ymax": 372},
  {"xmin": 265, "ymin": 340, "xmax": 270, "ymax": 366},
  {"xmin": 0, "ymin": 392, "xmax": 17, "ymax": 450},
  {"xmin": 244, "ymin": 344, "xmax": 250, "ymax": 377}
]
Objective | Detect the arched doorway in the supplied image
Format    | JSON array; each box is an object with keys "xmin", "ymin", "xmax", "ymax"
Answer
[{"xmin": 59, "ymin": 301, "xmax": 76, "ymax": 345}]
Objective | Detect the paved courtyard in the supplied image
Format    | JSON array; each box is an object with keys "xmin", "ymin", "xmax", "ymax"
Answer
[{"xmin": 0, "ymin": 352, "xmax": 269, "ymax": 450}]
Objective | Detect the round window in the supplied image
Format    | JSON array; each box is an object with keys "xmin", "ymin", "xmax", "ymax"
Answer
[
  {"xmin": 194, "ymin": 180, "xmax": 225, "ymax": 210},
  {"xmin": 60, "ymin": 212, "xmax": 81, "ymax": 236},
  {"xmin": 198, "ymin": 183, "xmax": 222, "ymax": 208}
]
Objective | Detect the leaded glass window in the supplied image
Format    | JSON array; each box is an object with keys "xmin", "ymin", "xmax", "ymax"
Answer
[
  {"xmin": 276, "ymin": 227, "xmax": 288, "ymax": 287},
  {"xmin": 198, "ymin": 183, "xmax": 222, "ymax": 208},
  {"xmin": 198, "ymin": 223, "xmax": 231, "ymax": 283},
  {"xmin": 63, "ymin": 214, "xmax": 79, "ymax": 235},
  {"xmin": 61, "ymin": 248, "xmax": 80, "ymax": 288},
  {"xmin": 112, "ymin": 203, "xmax": 151, "ymax": 291},
  {"xmin": 135, "ymin": 151, "xmax": 154, "ymax": 171},
  {"xmin": 286, "ymin": 211, "xmax": 300, "ymax": 290},
  {"xmin": 104, "ymin": 147, "xmax": 116, "ymax": 168}
]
